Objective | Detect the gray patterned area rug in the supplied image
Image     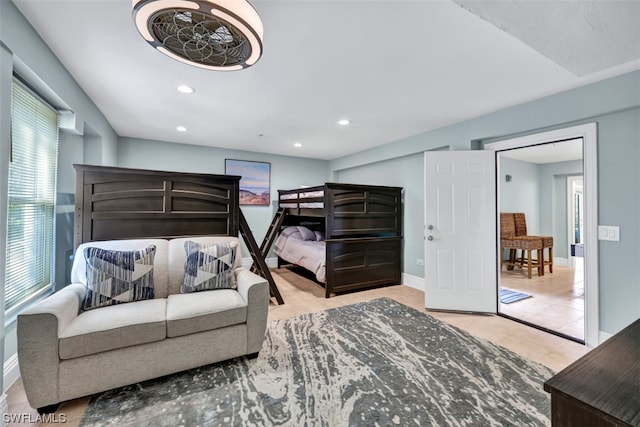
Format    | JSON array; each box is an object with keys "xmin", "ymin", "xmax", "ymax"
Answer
[{"xmin": 80, "ymin": 298, "xmax": 554, "ymax": 427}]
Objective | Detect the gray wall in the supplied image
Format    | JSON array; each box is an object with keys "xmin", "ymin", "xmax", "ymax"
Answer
[
  {"xmin": 594, "ymin": 107, "xmax": 640, "ymax": 333},
  {"xmin": 0, "ymin": 41, "xmax": 12, "ymax": 393},
  {"xmin": 56, "ymin": 133, "xmax": 85, "ymax": 290},
  {"xmin": 118, "ymin": 137, "xmax": 331, "ymax": 249},
  {"xmin": 499, "ymin": 157, "xmax": 540, "ymax": 233},
  {"xmin": 335, "ymin": 153, "xmax": 424, "ymax": 277},
  {"xmin": 0, "ymin": 0, "xmax": 120, "ymax": 370},
  {"xmin": 500, "ymin": 156, "xmax": 583, "ymax": 259},
  {"xmin": 538, "ymin": 160, "xmax": 583, "ymax": 259},
  {"xmin": 330, "ymin": 72, "xmax": 640, "ymax": 336}
]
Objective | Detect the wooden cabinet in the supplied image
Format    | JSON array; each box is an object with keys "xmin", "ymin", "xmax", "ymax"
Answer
[{"xmin": 544, "ymin": 319, "xmax": 640, "ymax": 427}]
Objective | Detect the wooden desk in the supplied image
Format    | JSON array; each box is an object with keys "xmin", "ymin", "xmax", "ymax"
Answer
[{"xmin": 544, "ymin": 319, "xmax": 640, "ymax": 427}]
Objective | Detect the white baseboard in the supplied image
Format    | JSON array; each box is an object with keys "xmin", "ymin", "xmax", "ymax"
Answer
[
  {"xmin": 598, "ymin": 331, "xmax": 612, "ymax": 345},
  {"xmin": 401, "ymin": 273, "xmax": 424, "ymax": 291},
  {"xmin": 554, "ymin": 257, "xmax": 569, "ymax": 267},
  {"xmin": 3, "ymin": 354, "xmax": 19, "ymax": 394}
]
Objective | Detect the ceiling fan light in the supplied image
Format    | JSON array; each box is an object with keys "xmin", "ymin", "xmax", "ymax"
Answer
[
  {"xmin": 133, "ymin": 0, "xmax": 199, "ymax": 42},
  {"xmin": 209, "ymin": 8, "xmax": 262, "ymax": 66},
  {"xmin": 132, "ymin": 0, "xmax": 263, "ymax": 71}
]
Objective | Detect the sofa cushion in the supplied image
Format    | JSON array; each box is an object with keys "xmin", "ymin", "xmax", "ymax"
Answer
[
  {"xmin": 71, "ymin": 239, "xmax": 170, "ymax": 298},
  {"xmin": 59, "ymin": 299, "xmax": 167, "ymax": 360},
  {"xmin": 81, "ymin": 245, "xmax": 157, "ymax": 311},
  {"xmin": 166, "ymin": 290, "xmax": 247, "ymax": 338},
  {"xmin": 181, "ymin": 241, "xmax": 238, "ymax": 293},
  {"xmin": 168, "ymin": 236, "xmax": 243, "ymax": 295}
]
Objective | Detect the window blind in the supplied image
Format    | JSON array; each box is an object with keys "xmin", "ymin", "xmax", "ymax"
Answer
[{"xmin": 5, "ymin": 80, "xmax": 59, "ymax": 318}]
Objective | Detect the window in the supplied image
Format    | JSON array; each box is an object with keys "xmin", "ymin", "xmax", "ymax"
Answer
[{"xmin": 5, "ymin": 80, "xmax": 59, "ymax": 319}]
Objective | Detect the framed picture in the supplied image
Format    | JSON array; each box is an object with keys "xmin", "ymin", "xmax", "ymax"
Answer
[{"xmin": 225, "ymin": 159, "xmax": 271, "ymax": 205}]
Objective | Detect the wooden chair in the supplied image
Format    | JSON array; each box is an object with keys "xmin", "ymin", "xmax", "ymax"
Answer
[
  {"xmin": 501, "ymin": 234, "xmax": 544, "ymax": 278},
  {"xmin": 500, "ymin": 212, "xmax": 519, "ymax": 271},
  {"xmin": 513, "ymin": 213, "xmax": 553, "ymax": 275},
  {"xmin": 500, "ymin": 212, "xmax": 548, "ymax": 278}
]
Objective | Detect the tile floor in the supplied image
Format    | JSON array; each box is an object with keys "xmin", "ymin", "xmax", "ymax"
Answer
[
  {"xmin": 6, "ymin": 268, "xmax": 589, "ymax": 426},
  {"xmin": 500, "ymin": 258, "xmax": 585, "ymax": 341}
]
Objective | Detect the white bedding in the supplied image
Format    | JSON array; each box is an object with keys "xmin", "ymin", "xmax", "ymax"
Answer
[{"xmin": 273, "ymin": 226, "xmax": 326, "ymax": 283}]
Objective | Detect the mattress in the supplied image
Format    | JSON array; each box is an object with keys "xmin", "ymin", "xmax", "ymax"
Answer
[{"xmin": 273, "ymin": 226, "xmax": 326, "ymax": 283}]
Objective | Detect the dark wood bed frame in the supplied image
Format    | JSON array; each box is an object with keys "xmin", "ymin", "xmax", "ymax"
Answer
[
  {"xmin": 73, "ymin": 164, "xmax": 286, "ymax": 304},
  {"xmin": 277, "ymin": 183, "xmax": 403, "ymax": 297},
  {"xmin": 73, "ymin": 164, "xmax": 241, "ymax": 248}
]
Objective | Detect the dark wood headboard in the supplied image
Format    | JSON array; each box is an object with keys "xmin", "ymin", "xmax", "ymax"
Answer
[
  {"xmin": 73, "ymin": 164, "xmax": 240, "ymax": 248},
  {"xmin": 279, "ymin": 182, "xmax": 403, "ymax": 238}
]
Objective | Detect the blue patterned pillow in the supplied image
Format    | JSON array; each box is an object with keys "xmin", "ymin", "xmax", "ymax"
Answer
[
  {"xmin": 82, "ymin": 245, "xmax": 156, "ymax": 311},
  {"xmin": 181, "ymin": 241, "xmax": 238, "ymax": 293}
]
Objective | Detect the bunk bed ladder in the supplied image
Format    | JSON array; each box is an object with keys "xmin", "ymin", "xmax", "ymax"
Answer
[
  {"xmin": 251, "ymin": 207, "xmax": 286, "ymax": 274},
  {"xmin": 239, "ymin": 209, "xmax": 284, "ymax": 305}
]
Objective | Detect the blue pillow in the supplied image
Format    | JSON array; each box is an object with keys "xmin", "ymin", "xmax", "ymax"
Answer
[
  {"xmin": 181, "ymin": 241, "xmax": 238, "ymax": 293},
  {"xmin": 82, "ymin": 245, "xmax": 156, "ymax": 311}
]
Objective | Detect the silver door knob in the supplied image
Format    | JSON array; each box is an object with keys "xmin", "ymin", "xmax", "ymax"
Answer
[
  {"xmin": 427, "ymin": 225, "xmax": 434, "ymax": 230},
  {"xmin": 427, "ymin": 235, "xmax": 434, "ymax": 241}
]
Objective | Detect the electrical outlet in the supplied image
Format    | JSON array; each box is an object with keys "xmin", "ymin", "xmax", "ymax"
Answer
[{"xmin": 416, "ymin": 259, "xmax": 424, "ymax": 266}]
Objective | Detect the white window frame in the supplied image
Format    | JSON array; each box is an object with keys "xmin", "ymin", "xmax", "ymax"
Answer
[{"xmin": 4, "ymin": 79, "xmax": 59, "ymax": 323}]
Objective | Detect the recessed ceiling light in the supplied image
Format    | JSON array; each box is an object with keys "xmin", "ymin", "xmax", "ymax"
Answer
[
  {"xmin": 176, "ymin": 126, "xmax": 187, "ymax": 132},
  {"xmin": 177, "ymin": 85, "xmax": 195, "ymax": 94},
  {"xmin": 294, "ymin": 142, "xmax": 302, "ymax": 147},
  {"xmin": 337, "ymin": 119, "xmax": 350, "ymax": 126}
]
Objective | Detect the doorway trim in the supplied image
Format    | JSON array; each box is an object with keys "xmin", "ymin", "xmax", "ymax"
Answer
[
  {"xmin": 485, "ymin": 123, "xmax": 599, "ymax": 347},
  {"xmin": 567, "ymin": 175, "xmax": 583, "ymax": 269}
]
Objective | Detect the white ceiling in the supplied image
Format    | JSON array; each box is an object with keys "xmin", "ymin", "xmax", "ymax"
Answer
[
  {"xmin": 499, "ymin": 138, "xmax": 583, "ymax": 164},
  {"xmin": 453, "ymin": 0, "xmax": 640, "ymax": 77},
  {"xmin": 13, "ymin": 0, "xmax": 640, "ymax": 160}
]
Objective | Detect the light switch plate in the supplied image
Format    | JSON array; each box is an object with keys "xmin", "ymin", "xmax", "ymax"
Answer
[{"xmin": 598, "ymin": 225, "xmax": 620, "ymax": 241}]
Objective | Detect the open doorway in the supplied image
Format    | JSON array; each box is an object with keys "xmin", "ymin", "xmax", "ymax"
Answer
[
  {"xmin": 486, "ymin": 123, "xmax": 599, "ymax": 347},
  {"xmin": 496, "ymin": 139, "xmax": 585, "ymax": 343}
]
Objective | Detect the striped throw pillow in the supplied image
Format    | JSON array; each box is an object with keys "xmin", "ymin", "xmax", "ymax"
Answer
[
  {"xmin": 82, "ymin": 245, "xmax": 156, "ymax": 311},
  {"xmin": 181, "ymin": 241, "xmax": 238, "ymax": 293}
]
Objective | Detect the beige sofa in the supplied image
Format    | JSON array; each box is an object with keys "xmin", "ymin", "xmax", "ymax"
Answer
[{"xmin": 17, "ymin": 236, "xmax": 269, "ymax": 412}]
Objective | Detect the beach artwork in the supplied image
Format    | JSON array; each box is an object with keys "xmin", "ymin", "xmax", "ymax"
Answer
[{"xmin": 225, "ymin": 159, "xmax": 270, "ymax": 205}]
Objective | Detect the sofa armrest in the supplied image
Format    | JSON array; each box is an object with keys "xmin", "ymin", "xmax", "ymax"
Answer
[
  {"xmin": 235, "ymin": 268, "xmax": 269, "ymax": 354},
  {"xmin": 17, "ymin": 283, "xmax": 85, "ymax": 409}
]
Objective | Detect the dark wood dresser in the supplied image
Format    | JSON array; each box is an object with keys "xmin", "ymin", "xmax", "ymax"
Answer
[{"xmin": 544, "ymin": 318, "xmax": 640, "ymax": 427}]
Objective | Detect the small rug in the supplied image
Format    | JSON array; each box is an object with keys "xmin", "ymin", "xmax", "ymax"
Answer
[
  {"xmin": 80, "ymin": 298, "xmax": 553, "ymax": 427},
  {"xmin": 500, "ymin": 288, "xmax": 533, "ymax": 304}
]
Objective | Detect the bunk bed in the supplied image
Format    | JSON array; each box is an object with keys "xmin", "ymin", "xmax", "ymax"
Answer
[{"xmin": 274, "ymin": 183, "xmax": 403, "ymax": 298}]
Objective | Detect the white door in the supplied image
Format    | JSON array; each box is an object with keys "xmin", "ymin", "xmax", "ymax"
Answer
[{"xmin": 424, "ymin": 151, "xmax": 497, "ymax": 312}]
